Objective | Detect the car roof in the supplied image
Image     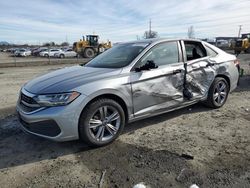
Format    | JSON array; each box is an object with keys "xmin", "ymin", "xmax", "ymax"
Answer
[{"xmin": 119, "ymin": 38, "xmax": 203, "ymax": 45}]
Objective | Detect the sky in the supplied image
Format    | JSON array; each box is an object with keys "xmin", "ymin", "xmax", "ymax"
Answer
[{"xmin": 0, "ymin": 0, "xmax": 250, "ymax": 44}]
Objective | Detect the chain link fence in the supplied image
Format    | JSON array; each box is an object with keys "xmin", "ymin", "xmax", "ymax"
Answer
[{"xmin": 0, "ymin": 51, "xmax": 90, "ymax": 68}]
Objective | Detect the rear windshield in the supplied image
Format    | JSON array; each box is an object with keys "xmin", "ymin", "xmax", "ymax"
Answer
[{"xmin": 85, "ymin": 42, "xmax": 150, "ymax": 68}]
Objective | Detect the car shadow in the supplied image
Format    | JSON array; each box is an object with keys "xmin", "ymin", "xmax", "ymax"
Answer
[
  {"xmin": 0, "ymin": 103, "xmax": 211, "ymax": 171},
  {"xmin": 124, "ymin": 103, "xmax": 211, "ymax": 134},
  {"xmin": 234, "ymin": 75, "xmax": 250, "ymax": 92}
]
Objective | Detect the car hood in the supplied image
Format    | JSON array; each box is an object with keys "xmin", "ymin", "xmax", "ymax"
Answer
[{"xmin": 24, "ymin": 65, "xmax": 122, "ymax": 94}]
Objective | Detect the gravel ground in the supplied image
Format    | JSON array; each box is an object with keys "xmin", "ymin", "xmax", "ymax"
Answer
[
  {"xmin": 0, "ymin": 53, "xmax": 249, "ymax": 188},
  {"xmin": 0, "ymin": 64, "xmax": 73, "ymax": 119}
]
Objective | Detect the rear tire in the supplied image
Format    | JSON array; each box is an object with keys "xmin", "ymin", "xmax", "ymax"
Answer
[
  {"xmin": 60, "ymin": 54, "xmax": 65, "ymax": 58},
  {"xmin": 245, "ymin": 48, "xmax": 250, "ymax": 53},
  {"xmin": 234, "ymin": 50, "xmax": 241, "ymax": 55},
  {"xmin": 79, "ymin": 98, "xmax": 125, "ymax": 147},
  {"xmin": 84, "ymin": 48, "xmax": 95, "ymax": 58},
  {"xmin": 203, "ymin": 77, "xmax": 229, "ymax": 108}
]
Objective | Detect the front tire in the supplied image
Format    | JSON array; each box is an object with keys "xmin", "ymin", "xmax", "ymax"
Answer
[
  {"xmin": 204, "ymin": 77, "xmax": 229, "ymax": 108},
  {"xmin": 79, "ymin": 98, "xmax": 125, "ymax": 147},
  {"xmin": 98, "ymin": 45, "xmax": 105, "ymax": 54}
]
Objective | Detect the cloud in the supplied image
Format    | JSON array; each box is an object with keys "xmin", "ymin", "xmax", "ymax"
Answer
[{"xmin": 0, "ymin": 0, "xmax": 249, "ymax": 44}]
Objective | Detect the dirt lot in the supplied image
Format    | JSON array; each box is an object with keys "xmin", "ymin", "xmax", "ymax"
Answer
[
  {"xmin": 0, "ymin": 64, "xmax": 76, "ymax": 119},
  {"xmin": 0, "ymin": 53, "xmax": 249, "ymax": 188}
]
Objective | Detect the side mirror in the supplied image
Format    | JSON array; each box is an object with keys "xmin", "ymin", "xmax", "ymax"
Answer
[{"xmin": 135, "ymin": 60, "xmax": 158, "ymax": 72}]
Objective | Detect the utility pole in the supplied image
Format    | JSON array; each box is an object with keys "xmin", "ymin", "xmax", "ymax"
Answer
[
  {"xmin": 238, "ymin": 25, "xmax": 242, "ymax": 38},
  {"xmin": 149, "ymin": 19, "xmax": 152, "ymax": 37},
  {"xmin": 65, "ymin": 35, "xmax": 68, "ymax": 43}
]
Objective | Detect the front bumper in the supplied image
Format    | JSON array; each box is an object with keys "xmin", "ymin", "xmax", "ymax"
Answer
[{"xmin": 16, "ymin": 89, "xmax": 89, "ymax": 142}]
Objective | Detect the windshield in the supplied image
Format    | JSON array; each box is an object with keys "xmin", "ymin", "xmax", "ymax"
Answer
[{"xmin": 85, "ymin": 42, "xmax": 150, "ymax": 68}]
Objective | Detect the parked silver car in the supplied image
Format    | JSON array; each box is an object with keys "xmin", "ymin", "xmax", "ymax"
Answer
[
  {"xmin": 39, "ymin": 49, "xmax": 62, "ymax": 57},
  {"xmin": 54, "ymin": 48, "xmax": 78, "ymax": 58},
  {"xmin": 14, "ymin": 49, "xmax": 31, "ymax": 57},
  {"xmin": 17, "ymin": 38, "xmax": 240, "ymax": 146}
]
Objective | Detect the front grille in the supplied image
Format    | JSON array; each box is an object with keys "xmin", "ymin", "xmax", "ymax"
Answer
[
  {"xmin": 21, "ymin": 93, "xmax": 37, "ymax": 104},
  {"xmin": 20, "ymin": 102, "xmax": 40, "ymax": 112},
  {"xmin": 20, "ymin": 92, "xmax": 41, "ymax": 112}
]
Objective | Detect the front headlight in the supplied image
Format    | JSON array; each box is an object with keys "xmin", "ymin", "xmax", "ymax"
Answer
[{"xmin": 34, "ymin": 91, "xmax": 80, "ymax": 107}]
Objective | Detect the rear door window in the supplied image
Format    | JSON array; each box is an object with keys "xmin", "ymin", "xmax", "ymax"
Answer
[{"xmin": 184, "ymin": 41, "xmax": 207, "ymax": 61}]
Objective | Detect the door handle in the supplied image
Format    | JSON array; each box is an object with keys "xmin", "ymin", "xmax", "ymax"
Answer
[{"xmin": 173, "ymin": 69, "xmax": 182, "ymax": 74}]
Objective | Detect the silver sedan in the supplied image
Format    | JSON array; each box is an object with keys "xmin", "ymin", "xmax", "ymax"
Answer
[{"xmin": 16, "ymin": 38, "xmax": 240, "ymax": 146}]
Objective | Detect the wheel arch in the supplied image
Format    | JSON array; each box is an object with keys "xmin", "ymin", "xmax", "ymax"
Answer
[
  {"xmin": 77, "ymin": 93, "xmax": 128, "ymax": 146},
  {"xmin": 215, "ymin": 74, "xmax": 231, "ymax": 91},
  {"xmin": 78, "ymin": 93, "xmax": 129, "ymax": 129},
  {"xmin": 84, "ymin": 47, "xmax": 96, "ymax": 53}
]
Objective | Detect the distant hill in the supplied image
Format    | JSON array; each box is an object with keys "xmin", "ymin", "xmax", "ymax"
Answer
[{"xmin": 0, "ymin": 41, "xmax": 9, "ymax": 45}]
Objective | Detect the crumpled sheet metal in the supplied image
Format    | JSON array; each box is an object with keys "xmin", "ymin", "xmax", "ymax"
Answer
[
  {"xmin": 186, "ymin": 61, "xmax": 229, "ymax": 99},
  {"xmin": 131, "ymin": 58, "xmax": 231, "ymax": 116},
  {"xmin": 186, "ymin": 66, "xmax": 215, "ymax": 98},
  {"xmin": 132, "ymin": 72, "xmax": 184, "ymax": 115}
]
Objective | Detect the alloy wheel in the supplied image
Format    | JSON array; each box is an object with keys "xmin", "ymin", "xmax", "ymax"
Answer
[
  {"xmin": 88, "ymin": 105, "xmax": 121, "ymax": 142},
  {"xmin": 213, "ymin": 81, "xmax": 227, "ymax": 105}
]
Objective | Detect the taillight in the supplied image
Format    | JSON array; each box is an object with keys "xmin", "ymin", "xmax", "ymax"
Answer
[{"xmin": 234, "ymin": 59, "xmax": 240, "ymax": 66}]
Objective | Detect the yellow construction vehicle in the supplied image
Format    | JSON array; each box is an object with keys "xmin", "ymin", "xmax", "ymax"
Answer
[
  {"xmin": 233, "ymin": 33, "xmax": 250, "ymax": 54},
  {"xmin": 73, "ymin": 35, "xmax": 112, "ymax": 58}
]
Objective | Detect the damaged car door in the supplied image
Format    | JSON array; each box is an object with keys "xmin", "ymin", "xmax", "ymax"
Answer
[
  {"xmin": 130, "ymin": 41, "xmax": 185, "ymax": 117},
  {"xmin": 182, "ymin": 40, "xmax": 216, "ymax": 100}
]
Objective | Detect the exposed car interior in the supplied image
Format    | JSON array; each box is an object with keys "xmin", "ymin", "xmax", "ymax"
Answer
[{"xmin": 184, "ymin": 41, "xmax": 207, "ymax": 61}]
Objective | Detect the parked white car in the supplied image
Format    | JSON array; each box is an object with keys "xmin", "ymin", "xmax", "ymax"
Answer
[
  {"xmin": 40, "ymin": 49, "xmax": 62, "ymax": 57},
  {"xmin": 14, "ymin": 49, "xmax": 31, "ymax": 57},
  {"xmin": 54, "ymin": 48, "xmax": 78, "ymax": 58}
]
